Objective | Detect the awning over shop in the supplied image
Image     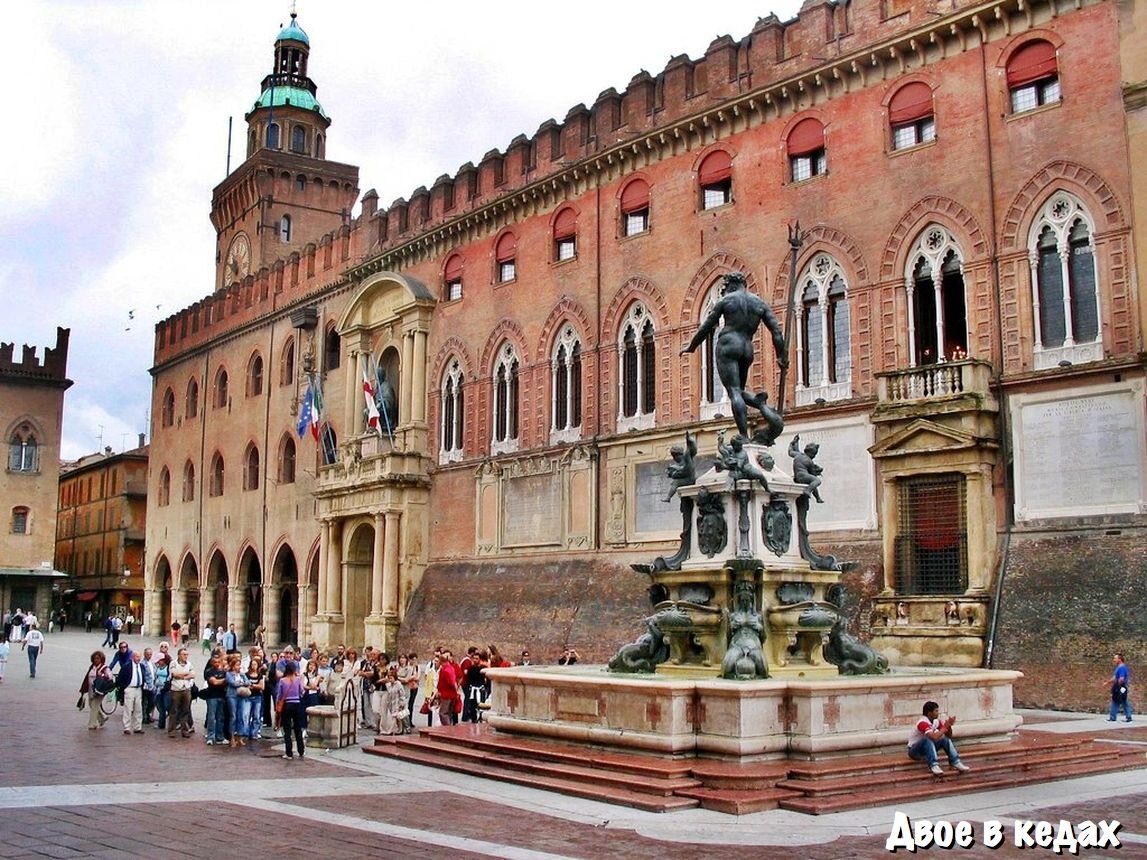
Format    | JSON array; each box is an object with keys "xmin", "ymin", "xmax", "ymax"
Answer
[{"xmin": 0, "ymin": 567, "xmax": 69, "ymax": 578}]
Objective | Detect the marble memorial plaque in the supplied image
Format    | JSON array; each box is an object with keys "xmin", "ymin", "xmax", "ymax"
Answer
[
  {"xmin": 635, "ymin": 457, "xmax": 715, "ymax": 535},
  {"xmin": 502, "ymin": 473, "xmax": 561, "ymax": 546},
  {"xmin": 1013, "ymin": 382, "xmax": 1146, "ymax": 521},
  {"xmin": 782, "ymin": 417, "xmax": 876, "ymax": 531}
]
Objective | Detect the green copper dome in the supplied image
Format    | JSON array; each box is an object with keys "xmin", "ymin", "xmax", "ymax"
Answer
[
  {"xmin": 254, "ymin": 86, "xmax": 329, "ymax": 121},
  {"xmin": 277, "ymin": 18, "xmax": 309, "ymax": 46}
]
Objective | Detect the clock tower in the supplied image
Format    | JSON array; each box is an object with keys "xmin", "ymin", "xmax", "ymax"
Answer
[{"xmin": 211, "ymin": 13, "xmax": 360, "ymax": 292}]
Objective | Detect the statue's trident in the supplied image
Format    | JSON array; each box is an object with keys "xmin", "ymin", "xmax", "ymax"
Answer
[{"xmin": 776, "ymin": 222, "xmax": 805, "ymax": 416}]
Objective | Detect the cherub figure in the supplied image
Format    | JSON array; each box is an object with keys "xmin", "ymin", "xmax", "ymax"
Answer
[
  {"xmin": 716, "ymin": 429, "xmax": 770, "ymax": 492},
  {"xmin": 788, "ymin": 434, "xmax": 825, "ymax": 503},
  {"xmin": 663, "ymin": 431, "xmax": 697, "ymax": 503}
]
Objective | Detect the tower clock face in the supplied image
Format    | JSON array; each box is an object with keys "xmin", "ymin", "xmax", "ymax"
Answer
[{"xmin": 225, "ymin": 233, "xmax": 252, "ymax": 282}]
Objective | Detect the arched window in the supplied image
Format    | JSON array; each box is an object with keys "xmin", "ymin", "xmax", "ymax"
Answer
[
  {"xmin": 291, "ymin": 125, "xmax": 307, "ymax": 154},
  {"xmin": 553, "ymin": 208, "xmax": 577, "ymax": 261},
  {"xmin": 1028, "ymin": 192, "xmax": 1101, "ymax": 369},
  {"xmin": 620, "ymin": 179, "xmax": 650, "ymax": 236},
  {"xmin": 698, "ymin": 150, "xmax": 733, "ymax": 210},
  {"xmin": 160, "ymin": 388, "xmax": 175, "ymax": 428},
  {"xmin": 296, "ymin": 174, "xmax": 307, "ymax": 191},
  {"xmin": 209, "ymin": 452, "xmax": 225, "ymax": 497},
  {"xmin": 244, "ymin": 444, "xmax": 260, "ymax": 491},
  {"xmin": 8, "ymin": 426, "xmax": 38, "ymax": 472},
  {"xmin": 11, "ymin": 506, "xmax": 29, "ymax": 534},
  {"xmin": 267, "ymin": 122, "xmax": 280, "ymax": 150},
  {"xmin": 213, "ymin": 368, "xmax": 229, "ymax": 408},
  {"xmin": 444, "ymin": 254, "xmax": 464, "ymax": 302},
  {"xmin": 495, "ymin": 233, "xmax": 517, "ymax": 283},
  {"xmin": 619, "ymin": 302, "xmax": 656, "ymax": 428},
  {"xmin": 889, "ymin": 82, "xmax": 936, "ymax": 150},
  {"xmin": 491, "ymin": 343, "xmax": 520, "ymax": 454},
  {"xmin": 279, "ymin": 215, "xmax": 292, "ymax": 243},
  {"xmin": 906, "ymin": 225, "xmax": 968, "ymax": 365},
  {"xmin": 158, "ymin": 467, "xmax": 171, "ymax": 507},
  {"xmin": 551, "ymin": 325, "xmax": 582, "ymax": 442},
  {"xmin": 697, "ymin": 282, "xmax": 729, "ymax": 419},
  {"xmin": 182, "ymin": 460, "xmax": 196, "ymax": 502},
  {"xmin": 1007, "ymin": 40, "xmax": 1060, "ymax": 114},
  {"xmin": 440, "ymin": 358, "xmax": 465, "ymax": 462},
  {"xmin": 247, "ymin": 354, "xmax": 264, "ymax": 398},
  {"xmin": 279, "ymin": 435, "xmax": 296, "ymax": 484},
  {"xmin": 316, "ymin": 134, "xmax": 324, "ymax": 158},
  {"xmin": 796, "ymin": 254, "xmax": 852, "ymax": 405},
  {"xmin": 323, "ymin": 327, "xmax": 341, "ymax": 372},
  {"xmin": 788, "ymin": 118, "xmax": 827, "ymax": 182},
  {"xmin": 186, "ymin": 377, "xmax": 199, "ymax": 419},
  {"xmin": 281, "ymin": 338, "xmax": 295, "ymax": 386}
]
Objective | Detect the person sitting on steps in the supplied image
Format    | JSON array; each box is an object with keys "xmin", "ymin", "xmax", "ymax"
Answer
[{"xmin": 908, "ymin": 700, "xmax": 971, "ymax": 776}]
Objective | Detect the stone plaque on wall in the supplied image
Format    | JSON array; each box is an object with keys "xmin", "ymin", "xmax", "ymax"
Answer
[
  {"xmin": 783, "ymin": 416, "xmax": 877, "ymax": 531},
  {"xmin": 502, "ymin": 473, "xmax": 561, "ymax": 547},
  {"xmin": 1012, "ymin": 381, "xmax": 1147, "ymax": 521},
  {"xmin": 635, "ymin": 457, "xmax": 715, "ymax": 535}
]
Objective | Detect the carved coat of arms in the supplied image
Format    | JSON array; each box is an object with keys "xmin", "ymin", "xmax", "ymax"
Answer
[
  {"xmin": 696, "ymin": 489, "xmax": 728, "ymax": 558},
  {"xmin": 764, "ymin": 499, "xmax": 792, "ymax": 557}
]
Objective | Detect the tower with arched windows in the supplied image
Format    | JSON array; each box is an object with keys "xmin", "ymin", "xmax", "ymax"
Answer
[{"xmin": 209, "ymin": 13, "xmax": 359, "ymax": 293}]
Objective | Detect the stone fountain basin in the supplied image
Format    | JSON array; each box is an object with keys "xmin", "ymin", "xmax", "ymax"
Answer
[{"xmin": 485, "ymin": 665, "xmax": 1022, "ymax": 759}]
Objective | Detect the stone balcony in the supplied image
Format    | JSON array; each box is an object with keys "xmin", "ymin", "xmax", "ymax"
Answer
[
  {"xmin": 876, "ymin": 359, "xmax": 993, "ymax": 405},
  {"xmin": 314, "ymin": 429, "xmax": 430, "ymax": 509}
]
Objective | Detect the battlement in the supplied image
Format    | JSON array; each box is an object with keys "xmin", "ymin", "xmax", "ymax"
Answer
[
  {"xmin": 154, "ymin": 0, "xmax": 1019, "ymax": 365},
  {"xmin": 0, "ymin": 326, "xmax": 71, "ymax": 384}
]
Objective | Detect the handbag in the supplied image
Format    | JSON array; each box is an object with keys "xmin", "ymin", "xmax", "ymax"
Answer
[
  {"xmin": 237, "ymin": 686, "xmax": 252, "ymax": 698},
  {"xmin": 190, "ymin": 683, "xmax": 200, "ymax": 700},
  {"xmin": 92, "ymin": 676, "xmax": 115, "ymax": 696},
  {"xmin": 419, "ymin": 701, "xmax": 430, "ymax": 715},
  {"xmin": 275, "ymin": 696, "xmax": 285, "ymax": 715},
  {"xmin": 76, "ymin": 694, "xmax": 86, "ymax": 710}
]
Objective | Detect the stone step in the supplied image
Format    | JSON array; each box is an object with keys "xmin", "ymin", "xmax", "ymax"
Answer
[
  {"xmin": 778, "ymin": 750, "xmax": 1146, "ymax": 816},
  {"xmin": 673, "ymin": 785, "xmax": 798, "ymax": 815},
  {"xmin": 365, "ymin": 742, "xmax": 701, "ymax": 813},
  {"xmin": 686, "ymin": 759, "xmax": 793, "ymax": 790}
]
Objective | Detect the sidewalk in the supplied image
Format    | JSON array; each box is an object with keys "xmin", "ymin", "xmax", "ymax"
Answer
[{"xmin": 2, "ymin": 630, "xmax": 1146, "ymax": 858}]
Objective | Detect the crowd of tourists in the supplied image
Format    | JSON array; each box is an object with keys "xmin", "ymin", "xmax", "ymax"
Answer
[{"xmin": 77, "ymin": 629, "xmax": 566, "ymax": 759}]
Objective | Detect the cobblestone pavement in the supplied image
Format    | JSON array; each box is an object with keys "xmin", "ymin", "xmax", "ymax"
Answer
[{"xmin": 4, "ymin": 631, "xmax": 1147, "ymax": 858}]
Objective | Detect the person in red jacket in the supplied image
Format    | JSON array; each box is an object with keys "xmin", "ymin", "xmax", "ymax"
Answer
[{"xmin": 434, "ymin": 651, "xmax": 459, "ymax": 726}]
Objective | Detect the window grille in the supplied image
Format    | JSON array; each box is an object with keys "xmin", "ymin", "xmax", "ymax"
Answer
[{"xmin": 895, "ymin": 473, "xmax": 968, "ymax": 594}]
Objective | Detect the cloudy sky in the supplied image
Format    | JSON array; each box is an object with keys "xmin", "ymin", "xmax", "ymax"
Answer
[{"xmin": 4, "ymin": 1, "xmax": 801, "ymax": 461}]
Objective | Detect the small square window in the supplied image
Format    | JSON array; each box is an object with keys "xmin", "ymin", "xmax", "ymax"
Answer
[
  {"xmin": 701, "ymin": 182, "xmax": 732, "ymax": 211},
  {"xmin": 499, "ymin": 260, "xmax": 516, "ymax": 283},
  {"xmin": 556, "ymin": 239, "xmax": 576, "ymax": 261},
  {"xmin": 624, "ymin": 210, "xmax": 649, "ymax": 237},
  {"xmin": 446, "ymin": 279, "xmax": 463, "ymax": 301},
  {"xmin": 892, "ymin": 118, "xmax": 936, "ymax": 150},
  {"xmin": 1010, "ymin": 77, "xmax": 1060, "ymax": 114},
  {"xmin": 791, "ymin": 150, "xmax": 827, "ymax": 183}
]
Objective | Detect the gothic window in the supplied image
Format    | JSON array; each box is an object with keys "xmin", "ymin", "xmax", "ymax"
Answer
[
  {"xmin": 213, "ymin": 368, "xmax": 229, "ymax": 408},
  {"xmin": 267, "ymin": 123, "xmax": 280, "ymax": 150},
  {"xmin": 11, "ymin": 506, "xmax": 29, "ymax": 534},
  {"xmin": 905, "ymin": 225, "xmax": 968, "ymax": 365},
  {"xmin": 8, "ymin": 427, "xmax": 37, "ymax": 473},
  {"xmin": 182, "ymin": 460, "xmax": 195, "ymax": 502},
  {"xmin": 323, "ymin": 326, "xmax": 341, "ymax": 372},
  {"xmin": 279, "ymin": 215, "xmax": 292, "ymax": 243},
  {"xmin": 160, "ymin": 388, "xmax": 175, "ymax": 428},
  {"xmin": 895, "ymin": 473, "xmax": 968, "ymax": 595},
  {"xmin": 788, "ymin": 117, "xmax": 827, "ymax": 182},
  {"xmin": 444, "ymin": 254, "xmax": 464, "ymax": 301},
  {"xmin": 244, "ymin": 444, "xmax": 260, "ymax": 491},
  {"xmin": 795, "ymin": 254, "xmax": 852, "ymax": 405},
  {"xmin": 618, "ymin": 302, "xmax": 656, "ymax": 429},
  {"xmin": 247, "ymin": 354, "xmax": 264, "ymax": 398},
  {"xmin": 440, "ymin": 359, "xmax": 465, "ymax": 463},
  {"xmin": 158, "ymin": 467, "xmax": 171, "ymax": 507},
  {"xmin": 698, "ymin": 150, "xmax": 733, "ymax": 210},
  {"xmin": 1007, "ymin": 40, "xmax": 1060, "ymax": 114},
  {"xmin": 1029, "ymin": 192, "xmax": 1100, "ymax": 369},
  {"xmin": 620, "ymin": 179, "xmax": 650, "ymax": 237},
  {"xmin": 551, "ymin": 326, "xmax": 582, "ymax": 442},
  {"xmin": 553, "ymin": 208, "xmax": 577, "ymax": 262},
  {"xmin": 279, "ymin": 435, "xmax": 296, "ymax": 484},
  {"xmin": 281, "ymin": 338, "xmax": 295, "ymax": 386},
  {"xmin": 495, "ymin": 233, "xmax": 517, "ymax": 283},
  {"xmin": 491, "ymin": 343, "xmax": 520, "ymax": 454},
  {"xmin": 186, "ymin": 377, "xmax": 199, "ymax": 419},
  {"xmin": 697, "ymin": 282, "xmax": 729, "ymax": 420},
  {"xmin": 889, "ymin": 81, "xmax": 936, "ymax": 150},
  {"xmin": 209, "ymin": 452, "xmax": 224, "ymax": 497}
]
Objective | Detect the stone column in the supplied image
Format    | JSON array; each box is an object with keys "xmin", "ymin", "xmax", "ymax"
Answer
[
  {"xmin": 382, "ymin": 510, "xmax": 401, "ymax": 617},
  {"xmin": 229, "ymin": 585, "xmax": 247, "ymax": 643},
  {"xmin": 172, "ymin": 587, "xmax": 188, "ymax": 637},
  {"xmin": 905, "ymin": 278, "xmax": 917, "ymax": 366},
  {"xmin": 400, "ymin": 332, "xmax": 414, "ymax": 430},
  {"xmin": 325, "ymin": 520, "xmax": 343, "ymax": 618},
  {"xmin": 263, "ymin": 584, "xmax": 281, "ymax": 647},
  {"xmin": 1058, "ymin": 246, "xmax": 1075, "ymax": 346},
  {"xmin": 411, "ymin": 330, "xmax": 428, "ymax": 423},
  {"xmin": 302, "ymin": 584, "xmax": 318, "ymax": 643},
  {"xmin": 1028, "ymin": 252, "xmax": 1043, "ymax": 350},
  {"xmin": 198, "ymin": 586, "xmax": 213, "ymax": 636},
  {"xmin": 933, "ymin": 279, "xmax": 945, "ymax": 361},
  {"xmin": 371, "ymin": 512, "xmax": 385, "ymax": 615}
]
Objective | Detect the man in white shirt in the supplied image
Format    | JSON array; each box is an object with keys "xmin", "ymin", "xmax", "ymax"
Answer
[
  {"xmin": 22, "ymin": 623, "xmax": 45, "ymax": 678},
  {"xmin": 141, "ymin": 647, "xmax": 158, "ymax": 724},
  {"xmin": 168, "ymin": 648, "xmax": 196, "ymax": 737},
  {"xmin": 120, "ymin": 651, "xmax": 151, "ymax": 733}
]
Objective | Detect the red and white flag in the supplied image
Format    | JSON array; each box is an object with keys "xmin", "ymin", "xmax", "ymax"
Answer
[{"xmin": 363, "ymin": 364, "xmax": 381, "ymax": 432}]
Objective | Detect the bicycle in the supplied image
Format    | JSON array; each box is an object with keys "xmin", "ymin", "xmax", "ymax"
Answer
[{"xmin": 99, "ymin": 690, "xmax": 120, "ymax": 716}]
